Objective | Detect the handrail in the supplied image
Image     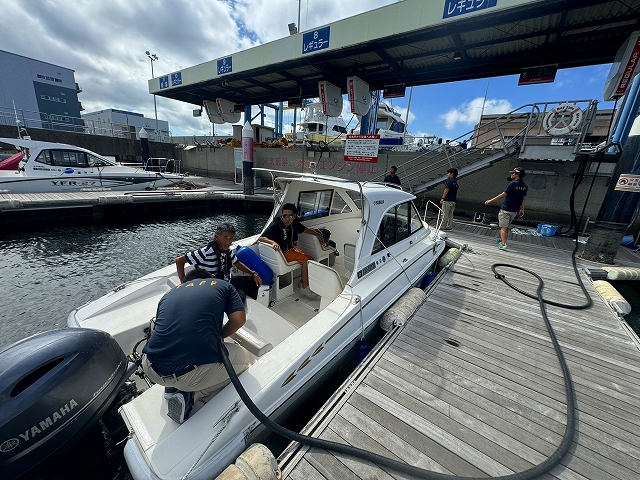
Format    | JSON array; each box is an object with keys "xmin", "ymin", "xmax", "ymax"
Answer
[{"xmin": 373, "ymin": 99, "xmax": 598, "ymax": 192}]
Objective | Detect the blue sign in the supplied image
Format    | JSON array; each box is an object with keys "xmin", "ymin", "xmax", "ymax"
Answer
[
  {"xmin": 217, "ymin": 57, "xmax": 233, "ymax": 75},
  {"xmin": 159, "ymin": 76, "xmax": 169, "ymax": 89},
  {"xmin": 171, "ymin": 72, "xmax": 182, "ymax": 87},
  {"xmin": 303, "ymin": 26, "xmax": 330, "ymax": 54},
  {"xmin": 443, "ymin": 0, "xmax": 497, "ymax": 19}
]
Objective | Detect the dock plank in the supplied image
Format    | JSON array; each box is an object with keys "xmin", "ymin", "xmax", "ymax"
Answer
[{"xmin": 280, "ymin": 228, "xmax": 640, "ymax": 480}]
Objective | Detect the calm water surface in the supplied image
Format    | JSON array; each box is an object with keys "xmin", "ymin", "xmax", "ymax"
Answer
[{"xmin": 0, "ymin": 213, "xmax": 269, "ymax": 350}]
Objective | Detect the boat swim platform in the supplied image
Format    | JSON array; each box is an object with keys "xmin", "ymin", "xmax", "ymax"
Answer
[
  {"xmin": 278, "ymin": 223, "xmax": 640, "ymax": 480},
  {"xmin": 0, "ymin": 180, "xmax": 274, "ymax": 229}
]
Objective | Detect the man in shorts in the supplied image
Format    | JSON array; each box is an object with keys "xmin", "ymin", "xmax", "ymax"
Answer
[
  {"xmin": 259, "ymin": 203, "xmax": 325, "ymax": 298},
  {"xmin": 484, "ymin": 167, "xmax": 528, "ymax": 250}
]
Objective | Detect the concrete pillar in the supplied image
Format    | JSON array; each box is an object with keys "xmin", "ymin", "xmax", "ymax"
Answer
[{"xmin": 581, "ymin": 115, "xmax": 640, "ymax": 263}]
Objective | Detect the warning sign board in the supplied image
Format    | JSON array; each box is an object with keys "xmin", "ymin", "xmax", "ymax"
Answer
[
  {"xmin": 344, "ymin": 134, "xmax": 380, "ymax": 163},
  {"xmin": 614, "ymin": 174, "xmax": 640, "ymax": 192}
]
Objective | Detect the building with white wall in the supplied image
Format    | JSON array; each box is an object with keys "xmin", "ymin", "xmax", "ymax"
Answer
[
  {"xmin": 82, "ymin": 108, "xmax": 170, "ymax": 142},
  {"xmin": 0, "ymin": 49, "xmax": 83, "ymax": 132}
]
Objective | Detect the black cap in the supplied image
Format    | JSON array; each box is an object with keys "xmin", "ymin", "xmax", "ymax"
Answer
[{"xmin": 510, "ymin": 167, "xmax": 525, "ymax": 177}]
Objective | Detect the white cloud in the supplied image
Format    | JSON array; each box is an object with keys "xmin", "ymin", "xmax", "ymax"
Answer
[
  {"xmin": 440, "ymin": 97, "xmax": 512, "ymax": 130},
  {"xmin": 0, "ymin": 0, "xmax": 397, "ymax": 137}
]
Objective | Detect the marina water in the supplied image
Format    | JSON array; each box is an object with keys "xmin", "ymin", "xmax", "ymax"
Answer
[
  {"xmin": 0, "ymin": 212, "xmax": 363, "ymax": 479},
  {"xmin": 0, "ymin": 213, "xmax": 269, "ymax": 350}
]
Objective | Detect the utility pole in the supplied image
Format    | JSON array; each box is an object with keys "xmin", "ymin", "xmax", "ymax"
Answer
[{"xmin": 145, "ymin": 51, "xmax": 159, "ymax": 140}]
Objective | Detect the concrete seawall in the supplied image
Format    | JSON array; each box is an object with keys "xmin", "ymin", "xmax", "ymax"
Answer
[{"xmin": 177, "ymin": 145, "xmax": 617, "ymax": 229}]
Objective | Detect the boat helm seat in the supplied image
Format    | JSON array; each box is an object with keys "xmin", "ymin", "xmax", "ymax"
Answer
[
  {"xmin": 258, "ymin": 242, "xmax": 300, "ymax": 301},
  {"xmin": 307, "ymin": 261, "xmax": 344, "ymax": 310},
  {"xmin": 296, "ymin": 232, "xmax": 334, "ymax": 266}
]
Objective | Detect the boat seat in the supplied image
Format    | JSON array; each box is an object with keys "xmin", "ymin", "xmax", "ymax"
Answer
[
  {"xmin": 258, "ymin": 242, "xmax": 300, "ymax": 301},
  {"xmin": 308, "ymin": 261, "xmax": 344, "ymax": 310},
  {"xmin": 230, "ymin": 326, "xmax": 273, "ymax": 357},
  {"xmin": 344, "ymin": 243, "xmax": 356, "ymax": 277},
  {"xmin": 296, "ymin": 232, "xmax": 334, "ymax": 266}
]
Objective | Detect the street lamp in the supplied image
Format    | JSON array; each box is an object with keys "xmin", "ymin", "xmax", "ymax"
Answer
[{"xmin": 145, "ymin": 51, "xmax": 159, "ymax": 140}]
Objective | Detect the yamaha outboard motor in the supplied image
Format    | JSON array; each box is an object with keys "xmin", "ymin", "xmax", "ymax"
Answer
[{"xmin": 0, "ymin": 328, "xmax": 129, "ymax": 479}]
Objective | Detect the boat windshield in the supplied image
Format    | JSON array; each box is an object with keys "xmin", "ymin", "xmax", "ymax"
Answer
[{"xmin": 35, "ymin": 149, "xmax": 112, "ymax": 168}]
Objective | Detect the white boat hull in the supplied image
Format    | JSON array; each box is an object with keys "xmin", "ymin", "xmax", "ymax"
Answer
[{"xmin": 67, "ymin": 171, "xmax": 446, "ymax": 479}]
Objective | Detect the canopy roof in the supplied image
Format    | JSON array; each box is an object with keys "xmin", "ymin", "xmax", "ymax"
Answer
[{"xmin": 150, "ymin": 0, "xmax": 640, "ymax": 107}]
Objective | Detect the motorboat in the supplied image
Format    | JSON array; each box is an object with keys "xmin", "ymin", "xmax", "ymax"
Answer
[
  {"xmin": 375, "ymin": 102, "xmax": 418, "ymax": 151},
  {"xmin": 0, "ymin": 137, "xmax": 187, "ymax": 193},
  {"xmin": 298, "ymin": 102, "xmax": 348, "ymax": 145},
  {"xmin": 67, "ymin": 168, "xmax": 446, "ymax": 480}
]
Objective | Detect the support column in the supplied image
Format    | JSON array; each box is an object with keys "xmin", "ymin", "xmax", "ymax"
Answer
[
  {"xmin": 581, "ymin": 115, "xmax": 640, "ymax": 263},
  {"xmin": 139, "ymin": 127, "xmax": 149, "ymax": 165},
  {"xmin": 242, "ymin": 121, "xmax": 254, "ymax": 196}
]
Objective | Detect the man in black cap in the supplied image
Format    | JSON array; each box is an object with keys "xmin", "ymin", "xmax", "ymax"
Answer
[{"xmin": 484, "ymin": 167, "xmax": 528, "ymax": 250}]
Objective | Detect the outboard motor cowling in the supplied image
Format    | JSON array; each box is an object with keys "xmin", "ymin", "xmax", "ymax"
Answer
[{"xmin": 0, "ymin": 328, "xmax": 128, "ymax": 480}]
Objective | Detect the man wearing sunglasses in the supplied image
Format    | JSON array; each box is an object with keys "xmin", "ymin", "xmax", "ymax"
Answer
[
  {"xmin": 176, "ymin": 222, "xmax": 262, "ymax": 302},
  {"xmin": 259, "ymin": 203, "xmax": 325, "ymax": 299}
]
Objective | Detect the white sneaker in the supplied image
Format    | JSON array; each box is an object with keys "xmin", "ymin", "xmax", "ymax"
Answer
[{"xmin": 298, "ymin": 282, "xmax": 318, "ymax": 299}]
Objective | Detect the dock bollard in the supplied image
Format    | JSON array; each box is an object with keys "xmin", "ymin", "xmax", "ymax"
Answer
[{"xmin": 215, "ymin": 443, "xmax": 281, "ymax": 480}]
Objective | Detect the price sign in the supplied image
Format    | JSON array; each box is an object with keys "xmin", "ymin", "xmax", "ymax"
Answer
[
  {"xmin": 518, "ymin": 65, "xmax": 558, "ymax": 85},
  {"xmin": 159, "ymin": 76, "xmax": 169, "ymax": 89}
]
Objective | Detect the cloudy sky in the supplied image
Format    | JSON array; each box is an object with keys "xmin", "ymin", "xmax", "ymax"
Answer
[{"xmin": 0, "ymin": 0, "xmax": 617, "ymax": 141}]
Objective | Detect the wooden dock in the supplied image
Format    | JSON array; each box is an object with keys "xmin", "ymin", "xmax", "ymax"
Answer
[
  {"xmin": 279, "ymin": 223, "xmax": 640, "ymax": 480},
  {"xmin": 0, "ymin": 179, "xmax": 274, "ymax": 229}
]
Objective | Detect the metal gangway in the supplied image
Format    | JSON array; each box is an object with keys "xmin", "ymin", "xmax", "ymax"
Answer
[{"xmin": 374, "ymin": 100, "xmax": 600, "ymax": 194}]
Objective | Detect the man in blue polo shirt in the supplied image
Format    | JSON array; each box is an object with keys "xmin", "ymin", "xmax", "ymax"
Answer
[
  {"xmin": 142, "ymin": 268, "xmax": 251, "ymax": 423},
  {"xmin": 484, "ymin": 167, "xmax": 528, "ymax": 250},
  {"xmin": 439, "ymin": 168, "xmax": 459, "ymax": 230}
]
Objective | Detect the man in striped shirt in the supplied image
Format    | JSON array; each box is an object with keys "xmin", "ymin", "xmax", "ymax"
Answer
[{"xmin": 175, "ymin": 222, "xmax": 262, "ymax": 302}]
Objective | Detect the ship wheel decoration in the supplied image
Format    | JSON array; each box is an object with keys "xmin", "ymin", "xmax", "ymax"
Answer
[{"xmin": 542, "ymin": 103, "xmax": 584, "ymax": 136}]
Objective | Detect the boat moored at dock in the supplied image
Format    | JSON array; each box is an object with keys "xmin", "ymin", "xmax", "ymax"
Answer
[
  {"xmin": 67, "ymin": 169, "xmax": 446, "ymax": 479},
  {"xmin": 0, "ymin": 137, "xmax": 188, "ymax": 193}
]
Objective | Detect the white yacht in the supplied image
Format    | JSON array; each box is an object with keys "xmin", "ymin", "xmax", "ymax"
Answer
[
  {"xmin": 298, "ymin": 102, "xmax": 348, "ymax": 145},
  {"xmin": 67, "ymin": 169, "xmax": 446, "ymax": 480},
  {"xmin": 375, "ymin": 103, "xmax": 417, "ymax": 151},
  {"xmin": 0, "ymin": 137, "xmax": 187, "ymax": 193}
]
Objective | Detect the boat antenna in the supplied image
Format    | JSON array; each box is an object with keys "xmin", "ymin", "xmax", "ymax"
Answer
[
  {"xmin": 479, "ymin": 79, "xmax": 490, "ymax": 125},
  {"xmin": 403, "ymin": 86, "xmax": 413, "ymax": 146},
  {"xmin": 13, "ymin": 100, "xmax": 23, "ymax": 139}
]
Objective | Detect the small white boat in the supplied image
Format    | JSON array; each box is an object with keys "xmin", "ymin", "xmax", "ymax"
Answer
[
  {"xmin": 0, "ymin": 137, "xmax": 187, "ymax": 193},
  {"xmin": 299, "ymin": 102, "xmax": 348, "ymax": 145},
  {"xmin": 68, "ymin": 169, "xmax": 446, "ymax": 480}
]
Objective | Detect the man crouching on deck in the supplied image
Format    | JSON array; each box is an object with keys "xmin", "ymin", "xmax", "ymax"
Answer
[{"xmin": 141, "ymin": 268, "xmax": 251, "ymax": 424}]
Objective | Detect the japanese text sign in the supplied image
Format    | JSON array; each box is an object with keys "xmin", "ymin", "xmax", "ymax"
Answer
[
  {"xmin": 443, "ymin": 0, "xmax": 498, "ymax": 19},
  {"xmin": 303, "ymin": 27, "xmax": 330, "ymax": 54},
  {"xmin": 217, "ymin": 57, "xmax": 233, "ymax": 75},
  {"xmin": 344, "ymin": 134, "xmax": 380, "ymax": 163}
]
